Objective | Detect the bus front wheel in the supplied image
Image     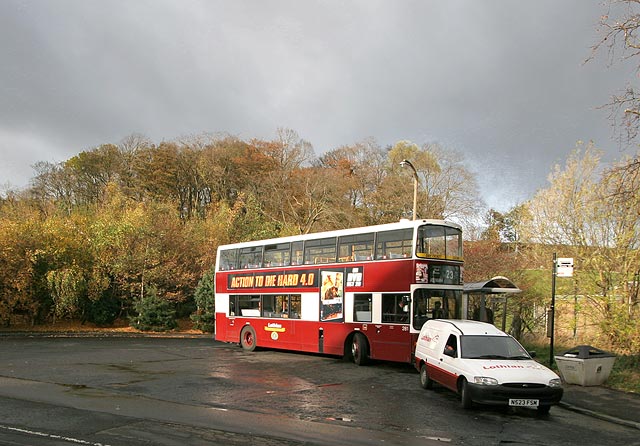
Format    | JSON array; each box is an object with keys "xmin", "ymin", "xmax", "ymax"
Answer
[
  {"xmin": 240, "ymin": 326, "xmax": 257, "ymax": 352},
  {"xmin": 351, "ymin": 333, "xmax": 369, "ymax": 366}
]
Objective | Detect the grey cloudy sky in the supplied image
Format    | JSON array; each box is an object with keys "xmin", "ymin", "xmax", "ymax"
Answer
[{"xmin": 0, "ymin": 0, "xmax": 634, "ymax": 210}]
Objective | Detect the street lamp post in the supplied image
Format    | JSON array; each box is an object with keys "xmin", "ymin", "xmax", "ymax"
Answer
[{"xmin": 400, "ymin": 159, "xmax": 419, "ymax": 220}]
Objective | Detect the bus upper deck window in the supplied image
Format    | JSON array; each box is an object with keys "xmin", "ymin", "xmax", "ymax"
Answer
[
  {"xmin": 239, "ymin": 246, "xmax": 262, "ymax": 269},
  {"xmin": 220, "ymin": 249, "xmax": 238, "ymax": 270},
  {"xmin": 264, "ymin": 243, "xmax": 291, "ymax": 267},
  {"xmin": 376, "ymin": 229, "xmax": 412, "ymax": 259},
  {"xmin": 417, "ymin": 225, "xmax": 461, "ymax": 260}
]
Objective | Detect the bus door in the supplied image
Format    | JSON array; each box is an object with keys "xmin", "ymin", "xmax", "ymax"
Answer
[
  {"xmin": 411, "ymin": 286, "xmax": 463, "ymax": 330},
  {"xmin": 367, "ymin": 293, "xmax": 413, "ymax": 363}
]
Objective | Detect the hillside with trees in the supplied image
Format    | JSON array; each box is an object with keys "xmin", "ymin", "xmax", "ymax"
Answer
[
  {"xmin": 0, "ymin": 130, "xmax": 483, "ymax": 331},
  {"xmin": 0, "ymin": 127, "xmax": 638, "ymax": 357}
]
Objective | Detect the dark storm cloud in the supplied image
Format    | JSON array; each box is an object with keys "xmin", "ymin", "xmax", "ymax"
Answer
[{"xmin": 0, "ymin": 0, "xmax": 633, "ymax": 209}]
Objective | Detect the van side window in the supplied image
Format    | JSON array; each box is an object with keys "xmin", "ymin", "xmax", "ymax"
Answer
[{"xmin": 444, "ymin": 334, "xmax": 458, "ymax": 357}]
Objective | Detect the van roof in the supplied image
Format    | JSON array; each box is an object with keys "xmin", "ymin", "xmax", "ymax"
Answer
[{"xmin": 425, "ymin": 319, "xmax": 506, "ymax": 336}]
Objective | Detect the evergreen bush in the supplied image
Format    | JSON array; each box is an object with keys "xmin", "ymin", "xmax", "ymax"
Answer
[
  {"xmin": 131, "ymin": 286, "xmax": 177, "ymax": 331},
  {"xmin": 191, "ymin": 268, "xmax": 215, "ymax": 332}
]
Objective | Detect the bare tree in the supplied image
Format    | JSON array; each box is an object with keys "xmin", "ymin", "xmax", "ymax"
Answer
[{"xmin": 591, "ymin": 1, "xmax": 640, "ymax": 145}]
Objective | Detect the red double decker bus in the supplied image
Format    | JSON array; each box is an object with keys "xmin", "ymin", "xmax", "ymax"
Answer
[{"xmin": 214, "ymin": 219, "xmax": 463, "ymax": 365}]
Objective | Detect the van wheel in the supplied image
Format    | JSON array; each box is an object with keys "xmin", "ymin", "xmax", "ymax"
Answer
[
  {"xmin": 460, "ymin": 378, "xmax": 473, "ymax": 409},
  {"xmin": 351, "ymin": 333, "xmax": 369, "ymax": 366},
  {"xmin": 240, "ymin": 326, "xmax": 257, "ymax": 352},
  {"xmin": 420, "ymin": 363, "xmax": 433, "ymax": 389}
]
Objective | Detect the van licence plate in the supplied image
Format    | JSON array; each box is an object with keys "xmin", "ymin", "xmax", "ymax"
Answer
[{"xmin": 509, "ymin": 399, "xmax": 539, "ymax": 407}]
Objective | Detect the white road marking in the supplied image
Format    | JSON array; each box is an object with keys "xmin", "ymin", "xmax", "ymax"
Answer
[{"xmin": 0, "ymin": 424, "xmax": 112, "ymax": 446}]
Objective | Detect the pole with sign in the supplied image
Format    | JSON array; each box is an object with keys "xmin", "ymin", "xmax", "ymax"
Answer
[
  {"xmin": 549, "ymin": 253, "xmax": 556, "ymax": 367},
  {"xmin": 556, "ymin": 258, "xmax": 574, "ymax": 278},
  {"xmin": 549, "ymin": 255, "xmax": 573, "ymax": 366}
]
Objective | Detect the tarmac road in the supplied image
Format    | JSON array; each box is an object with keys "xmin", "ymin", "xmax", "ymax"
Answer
[{"xmin": 0, "ymin": 336, "xmax": 638, "ymax": 446}]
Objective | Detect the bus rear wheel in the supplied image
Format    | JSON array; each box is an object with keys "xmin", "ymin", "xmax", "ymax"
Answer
[
  {"xmin": 240, "ymin": 326, "xmax": 257, "ymax": 352},
  {"xmin": 351, "ymin": 333, "xmax": 369, "ymax": 366}
]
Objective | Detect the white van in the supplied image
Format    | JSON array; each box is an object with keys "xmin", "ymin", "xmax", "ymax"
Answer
[{"xmin": 414, "ymin": 319, "xmax": 563, "ymax": 413}]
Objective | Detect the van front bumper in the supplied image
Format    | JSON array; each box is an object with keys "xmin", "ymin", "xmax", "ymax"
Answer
[{"xmin": 467, "ymin": 383, "xmax": 564, "ymax": 407}]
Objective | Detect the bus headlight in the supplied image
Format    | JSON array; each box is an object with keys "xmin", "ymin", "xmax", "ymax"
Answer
[
  {"xmin": 548, "ymin": 378, "xmax": 562, "ymax": 388},
  {"xmin": 474, "ymin": 376, "xmax": 499, "ymax": 386}
]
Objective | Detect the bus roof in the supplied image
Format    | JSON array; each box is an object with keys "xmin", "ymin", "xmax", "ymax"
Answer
[{"xmin": 217, "ymin": 219, "xmax": 461, "ymax": 251}]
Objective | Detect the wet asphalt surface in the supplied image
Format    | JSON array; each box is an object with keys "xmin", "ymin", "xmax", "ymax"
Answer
[{"xmin": 0, "ymin": 337, "xmax": 638, "ymax": 446}]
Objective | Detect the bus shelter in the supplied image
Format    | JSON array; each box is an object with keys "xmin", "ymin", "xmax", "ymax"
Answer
[{"xmin": 463, "ymin": 276, "xmax": 521, "ymax": 332}]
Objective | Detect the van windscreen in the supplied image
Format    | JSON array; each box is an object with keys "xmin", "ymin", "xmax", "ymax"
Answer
[{"xmin": 460, "ymin": 336, "xmax": 530, "ymax": 360}]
